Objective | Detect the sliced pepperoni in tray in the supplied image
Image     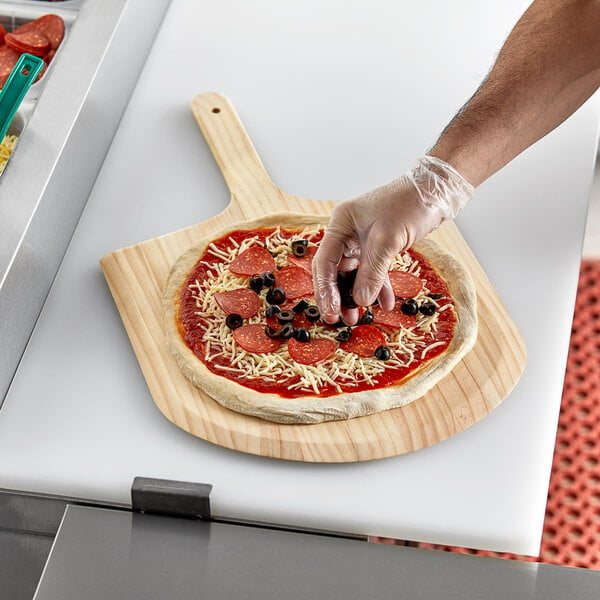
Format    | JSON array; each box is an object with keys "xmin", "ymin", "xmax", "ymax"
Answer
[
  {"xmin": 372, "ymin": 303, "xmax": 417, "ymax": 329},
  {"xmin": 288, "ymin": 337, "xmax": 336, "ymax": 365},
  {"xmin": 11, "ymin": 18, "xmax": 39, "ymax": 36},
  {"xmin": 30, "ymin": 14, "xmax": 65, "ymax": 51},
  {"xmin": 214, "ymin": 289, "xmax": 260, "ymax": 318},
  {"xmin": 274, "ymin": 266, "xmax": 313, "ymax": 299},
  {"xmin": 0, "ymin": 45, "xmax": 20, "ymax": 88},
  {"xmin": 339, "ymin": 325, "xmax": 386, "ymax": 357},
  {"xmin": 5, "ymin": 31, "xmax": 51, "ymax": 57},
  {"xmin": 389, "ymin": 271, "xmax": 423, "ymax": 298},
  {"xmin": 287, "ymin": 245, "xmax": 317, "ymax": 273},
  {"xmin": 0, "ymin": 15, "xmax": 65, "ymax": 90},
  {"xmin": 34, "ymin": 60, "xmax": 47, "ymax": 83},
  {"xmin": 233, "ymin": 323, "xmax": 282, "ymax": 353},
  {"xmin": 229, "ymin": 246, "xmax": 275, "ymax": 276}
]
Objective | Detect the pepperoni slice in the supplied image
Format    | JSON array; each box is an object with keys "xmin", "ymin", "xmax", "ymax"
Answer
[
  {"xmin": 0, "ymin": 45, "xmax": 20, "ymax": 80},
  {"xmin": 233, "ymin": 323, "xmax": 281, "ymax": 353},
  {"xmin": 5, "ymin": 31, "xmax": 51, "ymax": 57},
  {"xmin": 214, "ymin": 289, "xmax": 260, "ymax": 318},
  {"xmin": 34, "ymin": 60, "xmax": 47, "ymax": 83},
  {"xmin": 229, "ymin": 246, "xmax": 275, "ymax": 276},
  {"xmin": 288, "ymin": 337, "xmax": 336, "ymax": 365},
  {"xmin": 275, "ymin": 266, "xmax": 314, "ymax": 299},
  {"xmin": 372, "ymin": 303, "xmax": 417, "ymax": 328},
  {"xmin": 292, "ymin": 310, "xmax": 312, "ymax": 330},
  {"xmin": 10, "ymin": 21, "xmax": 37, "ymax": 37},
  {"xmin": 287, "ymin": 245, "xmax": 317, "ymax": 273},
  {"xmin": 339, "ymin": 325, "xmax": 386, "ymax": 357},
  {"xmin": 389, "ymin": 271, "xmax": 423, "ymax": 298},
  {"xmin": 31, "ymin": 15, "xmax": 65, "ymax": 51}
]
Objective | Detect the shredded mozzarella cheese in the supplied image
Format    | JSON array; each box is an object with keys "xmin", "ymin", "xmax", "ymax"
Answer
[
  {"xmin": 0, "ymin": 134, "xmax": 17, "ymax": 174},
  {"xmin": 186, "ymin": 226, "xmax": 454, "ymax": 394}
]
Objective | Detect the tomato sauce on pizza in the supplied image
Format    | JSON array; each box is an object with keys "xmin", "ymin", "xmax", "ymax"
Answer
[{"xmin": 176, "ymin": 226, "xmax": 457, "ymax": 399}]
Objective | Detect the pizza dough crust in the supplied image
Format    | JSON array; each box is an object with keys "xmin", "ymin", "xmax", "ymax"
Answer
[{"xmin": 163, "ymin": 212, "xmax": 478, "ymax": 424}]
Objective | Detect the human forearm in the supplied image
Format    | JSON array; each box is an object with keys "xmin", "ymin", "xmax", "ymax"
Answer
[
  {"xmin": 430, "ymin": 0, "xmax": 600, "ymax": 186},
  {"xmin": 313, "ymin": 0, "xmax": 600, "ymax": 321}
]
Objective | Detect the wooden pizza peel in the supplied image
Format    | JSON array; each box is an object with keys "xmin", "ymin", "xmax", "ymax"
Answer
[{"xmin": 100, "ymin": 92, "xmax": 526, "ymax": 462}]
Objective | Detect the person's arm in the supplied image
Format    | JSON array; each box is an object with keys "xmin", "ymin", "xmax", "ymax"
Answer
[
  {"xmin": 430, "ymin": 0, "xmax": 600, "ymax": 186},
  {"xmin": 313, "ymin": 0, "xmax": 600, "ymax": 324}
]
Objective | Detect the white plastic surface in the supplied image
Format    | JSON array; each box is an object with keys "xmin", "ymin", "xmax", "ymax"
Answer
[{"xmin": 1, "ymin": 0, "xmax": 599, "ymax": 555}]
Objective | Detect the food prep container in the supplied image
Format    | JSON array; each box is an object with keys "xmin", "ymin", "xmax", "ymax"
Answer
[{"xmin": 0, "ymin": 0, "xmax": 171, "ymax": 403}]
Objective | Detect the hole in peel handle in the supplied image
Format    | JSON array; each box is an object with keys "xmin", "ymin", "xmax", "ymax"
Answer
[
  {"xmin": 0, "ymin": 54, "xmax": 44, "ymax": 141},
  {"xmin": 191, "ymin": 92, "xmax": 281, "ymax": 213}
]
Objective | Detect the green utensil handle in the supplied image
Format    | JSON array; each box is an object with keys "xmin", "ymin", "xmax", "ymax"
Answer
[{"xmin": 0, "ymin": 53, "xmax": 44, "ymax": 140}]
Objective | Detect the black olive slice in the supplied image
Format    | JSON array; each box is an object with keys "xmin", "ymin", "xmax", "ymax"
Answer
[
  {"xmin": 265, "ymin": 304, "xmax": 281, "ymax": 318},
  {"xmin": 358, "ymin": 308, "xmax": 374, "ymax": 325},
  {"xmin": 226, "ymin": 313, "xmax": 243, "ymax": 330},
  {"xmin": 249, "ymin": 274, "xmax": 264, "ymax": 293},
  {"xmin": 264, "ymin": 324, "xmax": 280, "ymax": 339},
  {"xmin": 419, "ymin": 301, "xmax": 437, "ymax": 316},
  {"xmin": 401, "ymin": 298, "xmax": 419, "ymax": 316},
  {"xmin": 337, "ymin": 268, "xmax": 358, "ymax": 291},
  {"xmin": 279, "ymin": 323, "xmax": 295, "ymax": 339},
  {"xmin": 277, "ymin": 309, "xmax": 295, "ymax": 324},
  {"xmin": 335, "ymin": 327, "xmax": 353, "ymax": 342},
  {"xmin": 340, "ymin": 293, "xmax": 357, "ymax": 309},
  {"xmin": 291, "ymin": 239, "xmax": 309, "ymax": 257},
  {"xmin": 374, "ymin": 345, "xmax": 391, "ymax": 361},
  {"xmin": 262, "ymin": 272, "xmax": 276, "ymax": 287},
  {"xmin": 304, "ymin": 305, "xmax": 321, "ymax": 322},
  {"xmin": 266, "ymin": 287, "xmax": 286, "ymax": 305},
  {"xmin": 293, "ymin": 299, "xmax": 310, "ymax": 313},
  {"xmin": 337, "ymin": 268, "xmax": 358, "ymax": 308},
  {"xmin": 293, "ymin": 327, "xmax": 310, "ymax": 343},
  {"xmin": 427, "ymin": 292, "xmax": 443, "ymax": 300}
]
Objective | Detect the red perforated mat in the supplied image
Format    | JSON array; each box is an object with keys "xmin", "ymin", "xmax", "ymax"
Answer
[
  {"xmin": 539, "ymin": 259, "xmax": 600, "ymax": 569},
  {"xmin": 373, "ymin": 259, "xmax": 600, "ymax": 569}
]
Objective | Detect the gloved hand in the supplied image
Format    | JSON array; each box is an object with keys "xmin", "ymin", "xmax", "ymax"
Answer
[{"xmin": 312, "ymin": 155, "xmax": 475, "ymax": 324}]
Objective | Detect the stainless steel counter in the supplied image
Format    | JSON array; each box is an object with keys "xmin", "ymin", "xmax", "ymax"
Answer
[
  {"xmin": 1, "ymin": 485, "xmax": 599, "ymax": 600},
  {"xmin": 34, "ymin": 503, "xmax": 600, "ymax": 600},
  {"xmin": 0, "ymin": 0, "xmax": 171, "ymax": 401}
]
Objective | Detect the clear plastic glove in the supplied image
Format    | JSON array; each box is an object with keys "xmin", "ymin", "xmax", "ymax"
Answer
[{"xmin": 312, "ymin": 155, "xmax": 475, "ymax": 324}]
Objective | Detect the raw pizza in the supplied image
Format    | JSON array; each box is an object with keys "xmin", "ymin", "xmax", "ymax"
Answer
[{"xmin": 163, "ymin": 213, "xmax": 477, "ymax": 424}]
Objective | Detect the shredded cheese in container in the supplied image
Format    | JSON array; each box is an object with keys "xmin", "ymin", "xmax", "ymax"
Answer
[{"xmin": 0, "ymin": 134, "xmax": 18, "ymax": 174}]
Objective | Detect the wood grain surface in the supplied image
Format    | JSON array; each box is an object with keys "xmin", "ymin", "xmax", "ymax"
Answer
[{"xmin": 100, "ymin": 92, "xmax": 526, "ymax": 462}]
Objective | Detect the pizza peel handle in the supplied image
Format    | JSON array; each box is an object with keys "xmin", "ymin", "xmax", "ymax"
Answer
[{"xmin": 191, "ymin": 93, "xmax": 330, "ymax": 221}]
